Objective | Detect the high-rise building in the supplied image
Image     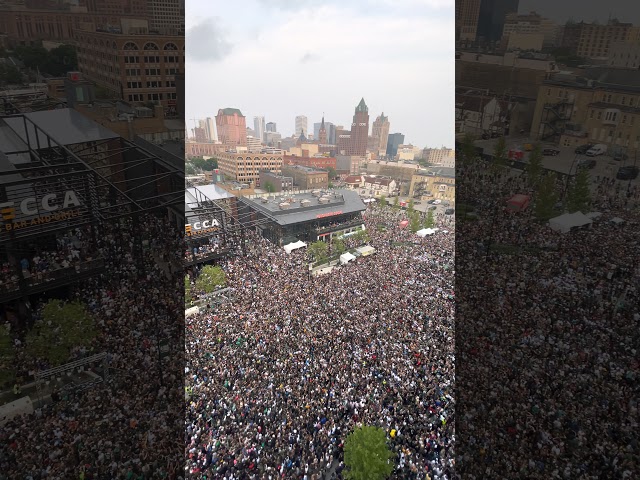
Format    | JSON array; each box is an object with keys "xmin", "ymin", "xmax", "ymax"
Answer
[
  {"xmin": 371, "ymin": 113, "xmax": 390, "ymax": 156},
  {"xmin": 576, "ymin": 20, "xmax": 633, "ymax": 60},
  {"xmin": 314, "ymin": 120, "xmax": 336, "ymax": 144},
  {"xmin": 75, "ymin": 30, "xmax": 183, "ymax": 115},
  {"xmin": 147, "ymin": 0, "xmax": 185, "ymax": 35},
  {"xmin": 193, "ymin": 127, "xmax": 207, "ymax": 143},
  {"xmin": 266, "ymin": 122, "xmax": 277, "ymax": 132},
  {"xmin": 348, "ymin": 98, "xmax": 369, "ymax": 156},
  {"xmin": 254, "ymin": 116, "xmax": 266, "ymax": 142},
  {"xmin": 476, "ymin": 0, "xmax": 519, "ymax": 43},
  {"xmin": 295, "ymin": 115, "xmax": 308, "ymax": 136},
  {"xmin": 205, "ymin": 117, "xmax": 216, "ymax": 142},
  {"xmin": 386, "ymin": 133, "xmax": 405, "ymax": 158},
  {"xmin": 456, "ymin": 0, "xmax": 481, "ymax": 42},
  {"xmin": 85, "ymin": 0, "xmax": 148, "ymax": 16},
  {"xmin": 215, "ymin": 108, "xmax": 247, "ymax": 147}
]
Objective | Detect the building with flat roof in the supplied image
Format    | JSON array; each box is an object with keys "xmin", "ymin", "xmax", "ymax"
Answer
[
  {"xmin": 281, "ymin": 164, "xmax": 329, "ymax": 190},
  {"xmin": 258, "ymin": 171, "xmax": 293, "ymax": 193},
  {"xmin": 409, "ymin": 168, "xmax": 455, "ymax": 204},
  {"xmin": 214, "ymin": 151, "xmax": 284, "ymax": 184},
  {"xmin": 237, "ymin": 189, "xmax": 366, "ymax": 245},
  {"xmin": 284, "ymin": 154, "xmax": 336, "ymax": 170}
]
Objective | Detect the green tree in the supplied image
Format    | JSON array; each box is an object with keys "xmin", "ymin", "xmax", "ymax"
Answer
[
  {"xmin": 491, "ymin": 136, "xmax": 508, "ymax": 174},
  {"xmin": 393, "ymin": 196, "xmax": 400, "ymax": 209},
  {"xmin": 566, "ymin": 167, "xmax": 591, "ymax": 213},
  {"xmin": 332, "ymin": 236, "xmax": 346, "ymax": 256},
  {"xmin": 535, "ymin": 172, "xmax": 558, "ymax": 221},
  {"xmin": 378, "ymin": 195, "xmax": 387, "ymax": 206},
  {"xmin": 409, "ymin": 212, "xmax": 421, "ymax": 233},
  {"xmin": 0, "ymin": 64, "xmax": 23, "ymax": 85},
  {"xmin": 26, "ymin": 300, "xmax": 96, "ymax": 366},
  {"xmin": 14, "ymin": 45, "xmax": 48, "ymax": 70},
  {"xmin": 407, "ymin": 198, "xmax": 415, "ymax": 214},
  {"xmin": 352, "ymin": 229, "xmax": 370, "ymax": 245},
  {"xmin": 263, "ymin": 181, "xmax": 276, "ymax": 193},
  {"xmin": 185, "ymin": 275, "xmax": 192, "ymax": 299},
  {"xmin": 327, "ymin": 166, "xmax": 337, "ymax": 180},
  {"xmin": 307, "ymin": 241, "xmax": 329, "ymax": 264},
  {"xmin": 526, "ymin": 144, "xmax": 544, "ymax": 187},
  {"xmin": 424, "ymin": 209, "xmax": 435, "ymax": 228},
  {"xmin": 461, "ymin": 133, "xmax": 477, "ymax": 167},
  {"xmin": 191, "ymin": 156, "xmax": 218, "ymax": 171},
  {"xmin": 195, "ymin": 265, "xmax": 226, "ymax": 293},
  {"xmin": 344, "ymin": 425, "xmax": 395, "ymax": 480},
  {"xmin": 0, "ymin": 323, "xmax": 14, "ymax": 388}
]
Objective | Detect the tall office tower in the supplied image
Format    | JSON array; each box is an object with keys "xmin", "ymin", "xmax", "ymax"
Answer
[
  {"xmin": 295, "ymin": 115, "xmax": 308, "ymax": 137},
  {"xmin": 85, "ymin": 0, "xmax": 148, "ymax": 15},
  {"xmin": 254, "ymin": 116, "xmax": 266, "ymax": 142},
  {"xmin": 476, "ymin": 0, "xmax": 519, "ymax": 43},
  {"xmin": 455, "ymin": 0, "xmax": 481, "ymax": 42},
  {"xmin": 147, "ymin": 0, "xmax": 185, "ymax": 35},
  {"xmin": 386, "ymin": 133, "xmax": 405, "ymax": 158},
  {"xmin": 266, "ymin": 122, "xmax": 277, "ymax": 132},
  {"xmin": 206, "ymin": 117, "xmax": 218, "ymax": 142},
  {"xmin": 371, "ymin": 112, "xmax": 390, "ymax": 156},
  {"xmin": 348, "ymin": 98, "xmax": 369, "ymax": 156},
  {"xmin": 215, "ymin": 108, "xmax": 247, "ymax": 147}
]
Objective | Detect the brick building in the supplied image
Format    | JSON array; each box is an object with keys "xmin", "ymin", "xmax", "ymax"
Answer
[
  {"xmin": 283, "ymin": 155, "xmax": 336, "ymax": 170},
  {"xmin": 281, "ymin": 165, "xmax": 329, "ymax": 190},
  {"xmin": 216, "ymin": 108, "xmax": 247, "ymax": 147},
  {"xmin": 214, "ymin": 152, "xmax": 284, "ymax": 184}
]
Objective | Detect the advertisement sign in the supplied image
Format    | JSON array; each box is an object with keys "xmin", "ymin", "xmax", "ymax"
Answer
[{"xmin": 185, "ymin": 218, "xmax": 220, "ymax": 236}]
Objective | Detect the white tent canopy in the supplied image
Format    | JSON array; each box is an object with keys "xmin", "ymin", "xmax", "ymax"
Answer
[
  {"xmin": 355, "ymin": 245, "xmax": 376, "ymax": 256},
  {"xmin": 548, "ymin": 212, "xmax": 593, "ymax": 233},
  {"xmin": 340, "ymin": 252, "xmax": 356, "ymax": 264},
  {"xmin": 611, "ymin": 217, "xmax": 625, "ymax": 225},
  {"xmin": 283, "ymin": 240, "xmax": 307, "ymax": 253},
  {"xmin": 585, "ymin": 212, "xmax": 602, "ymax": 219},
  {"xmin": 416, "ymin": 228, "xmax": 437, "ymax": 237}
]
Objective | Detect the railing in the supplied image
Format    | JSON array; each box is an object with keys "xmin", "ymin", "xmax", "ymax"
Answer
[
  {"xmin": 0, "ymin": 258, "xmax": 106, "ymax": 303},
  {"xmin": 315, "ymin": 219, "xmax": 364, "ymax": 235}
]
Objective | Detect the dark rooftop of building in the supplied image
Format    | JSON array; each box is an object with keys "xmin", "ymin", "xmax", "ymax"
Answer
[{"xmin": 240, "ymin": 189, "xmax": 366, "ymax": 226}]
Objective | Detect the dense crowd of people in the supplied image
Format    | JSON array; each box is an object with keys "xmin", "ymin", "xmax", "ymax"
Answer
[
  {"xmin": 186, "ymin": 204, "xmax": 455, "ymax": 479},
  {"xmin": 456, "ymin": 156, "xmax": 639, "ymax": 479},
  {"xmin": 0, "ymin": 214, "xmax": 184, "ymax": 479}
]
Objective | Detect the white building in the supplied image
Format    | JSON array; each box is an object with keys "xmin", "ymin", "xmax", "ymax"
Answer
[
  {"xmin": 246, "ymin": 136, "xmax": 262, "ymax": 152},
  {"xmin": 295, "ymin": 115, "xmax": 308, "ymax": 137},
  {"xmin": 424, "ymin": 147, "xmax": 455, "ymax": 168},
  {"xmin": 205, "ymin": 117, "xmax": 216, "ymax": 142},
  {"xmin": 254, "ymin": 116, "xmax": 266, "ymax": 142},
  {"xmin": 455, "ymin": 95, "xmax": 510, "ymax": 135}
]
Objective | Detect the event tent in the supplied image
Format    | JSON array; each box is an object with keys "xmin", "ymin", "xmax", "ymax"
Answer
[
  {"xmin": 355, "ymin": 245, "xmax": 376, "ymax": 256},
  {"xmin": 585, "ymin": 212, "xmax": 602, "ymax": 219},
  {"xmin": 416, "ymin": 228, "xmax": 437, "ymax": 237},
  {"xmin": 340, "ymin": 252, "xmax": 356, "ymax": 265},
  {"xmin": 283, "ymin": 240, "xmax": 307, "ymax": 253},
  {"xmin": 506, "ymin": 194, "xmax": 530, "ymax": 212},
  {"xmin": 548, "ymin": 212, "xmax": 592, "ymax": 233},
  {"xmin": 399, "ymin": 220, "xmax": 409, "ymax": 229}
]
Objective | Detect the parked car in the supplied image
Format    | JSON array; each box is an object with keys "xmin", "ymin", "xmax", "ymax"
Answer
[
  {"xmin": 574, "ymin": 144, "xmax": 594, "ymax": 154},
  {"xmin": 613, "ymin": 151, "xmax": 629, "ymax": 161},
  {"xmin": 577, "ymin": 159, "xmax": 596, "ymax": 169},
  {"xmin": 508, "ymin": 148, "xmax": 524, "ymax": 160},
  {"xmin": 427, "ymin": 199, "xmax": 436, "ymax": 204},
  {"xmin": 616, "ymin": 166, "xmax": 639, "ymax": 180},
  {"xmin": 543, "ymin": 148, "xmax": 560, "ymax": 156},
  {"xmin": 481, "ymin": 132, "xmax": 490, "ymax": 140},
  {"xmin": 445, "ymin": 208, "xmax": 455, "ymax": 215},
  {"xmin": 433, "ymin": 199, "xmax": 442, "ymax": 205},
  {"xmin": 429, "ymin": 206, "xmax": 437, "ymax": 210},
  {"xmin": 586, "ymin": 144, "xmax": 607, "ymax": 156}
]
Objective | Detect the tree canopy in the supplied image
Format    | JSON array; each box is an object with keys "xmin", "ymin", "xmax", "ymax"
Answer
[
  {"xmin": 535, "ymin": 172, "xmax": 559, "ymax": 221},
  {"xmin": 195, "ymin": 265, "xmax": 226, "ymax": 293},
  {"xmin": 190, "ymin": 156, "xmax": 218, "ymax": 171},
  {"xmin": 566, "ymin": 167, "xmax": 591, "ymax": 213},
  {"xmin": 307, "ymin": 241, "xmax": 329, "ymax": 264},
  {"xmin": 344, "ymin": 425, "xmax": 395, "ymax": 480}
]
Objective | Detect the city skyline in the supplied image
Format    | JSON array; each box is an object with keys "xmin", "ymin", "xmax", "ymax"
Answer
[
  {"xmin": 185, "ymin": 0, "xmax": 455, "ymax": 149},
  {"xmin": 517, "ymin": 0, "xmax": 637, "ymax": 23}
]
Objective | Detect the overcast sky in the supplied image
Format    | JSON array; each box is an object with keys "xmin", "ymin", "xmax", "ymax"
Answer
[
  {"xmin": 186, "ymin": 0, "xmax": 454, "ymax": 149},
  {"xmin": 518, "ymin": 0, "xmax": 637, "ymax": 23}
]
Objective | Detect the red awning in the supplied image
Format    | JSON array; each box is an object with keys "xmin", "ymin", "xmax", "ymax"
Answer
[{"xmin": 399, "ymin": 220, "xmax": 409, "ymax": 229}]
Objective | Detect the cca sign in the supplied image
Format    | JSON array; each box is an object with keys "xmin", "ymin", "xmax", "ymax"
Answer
[{"xmin": 0, "ymin": 191, "xmax": 81, "ymax": 221}]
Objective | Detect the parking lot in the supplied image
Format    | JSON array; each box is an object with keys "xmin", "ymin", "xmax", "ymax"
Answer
[{"xmin": 473, "ymin": 137, "xmax": 640, "ymax": 185}]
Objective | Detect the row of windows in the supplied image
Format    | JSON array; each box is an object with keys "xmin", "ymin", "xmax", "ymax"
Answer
[
  {"xmin": 126, "ymin": 81, "xmax": 176, "ymax": 89},
  {"xmin": 589, "ymin": 110, "xmax": 636, "ymax": 126},
  {"xmin": 127, "ymin": 93, "xmax": 177, "ymax": 102}
]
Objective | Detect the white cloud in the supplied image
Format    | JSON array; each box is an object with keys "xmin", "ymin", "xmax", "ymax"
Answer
[{"xmin": 186, "ymin": 2, "xmax": 454, "ymax": 147}]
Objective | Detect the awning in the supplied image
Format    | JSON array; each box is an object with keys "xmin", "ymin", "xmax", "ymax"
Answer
[
  {"xmin": 416, "ymin": 228, "xmax": 437, "ymax": 237},
  {"xmin": 284, "ymin": 240, "xmax": 307, "ymax": 253},
  {"xmin": 399, "ymin": 220, "xmax": 409, "ymax": 229},
  {"xmin": 340, "ymin": 252, "xmax": 356, "ymax": 264},
  {"xmin": 355, "ymin": 245, "xmax": 376, "ymax": 257},
  {"xmin": 548, "ymin": 212, "xmax": 592, "ymax": 233}
]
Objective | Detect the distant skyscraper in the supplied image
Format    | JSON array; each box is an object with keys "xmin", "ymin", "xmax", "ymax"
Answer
[
  {"xmin": 314, "ymin": 120, "xmax": 336, "ymax": 143},
  {"xmin": 371, "ymin": 112, "xmax": 390, "ymax": 156},
  {"xmin": 386, "ymin": 133, "xmax": 404, "ymax": 158},
  {"xmin": 456, "ymin": 0, "xmax": 481, "ymax": 42},
  {"xmin": 254, "ymin": 116, "xmax": 266, "ymax": 142},
  {"xmin": 349, "ymin": 98, "xmax": 369, "ymax": 156},
  {"xmin": 205, "ymin": 117, "xmax": 216, "ymax": 142},
  {"xmin": 215, "ymin": 108, "xmax": 247, "ymax": 147},
  {"xmin": 295, "ymin": 115, "xmax": 308, "ymax": 136},
  {"xmin": 147, "ymin": 0, "xmax": 185, "ymax": 35},
  {"xmin": 266, "ymin": 122, "xmax": 277, "ymax": 132},
  {"xmin": 476, "ymin": 0, "xmax": 518, "ymax": 43}
]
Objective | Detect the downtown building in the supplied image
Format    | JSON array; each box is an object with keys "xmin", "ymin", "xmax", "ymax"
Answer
[
  {"xmin": 337, "ymin": 98, "xmax": 369, "ymax": 156},
  {"xmin": 371, "ymin": 112, "xmax": 390, "ymax": 157},
  {"xmin": 213, "ymin": 151, "xmax": 284, "ymax": 184},
  {"xmin": 216, "ymin": 108, "xmax": 247, "ymax": 147}
]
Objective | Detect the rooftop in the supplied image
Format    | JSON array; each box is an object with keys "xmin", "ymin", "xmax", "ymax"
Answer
[
  {"xmin": 240, "ymin": 189, "xmax": 366, "ymax": 226},
  {"xmin": 218, "ymin": 108, "xmax": 244, "ymax": 117}
]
